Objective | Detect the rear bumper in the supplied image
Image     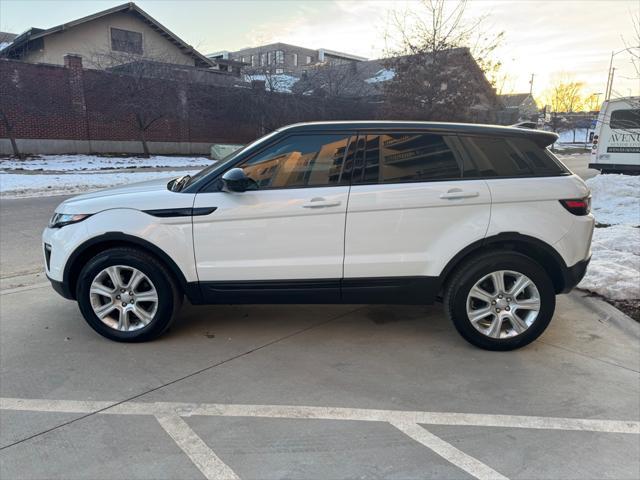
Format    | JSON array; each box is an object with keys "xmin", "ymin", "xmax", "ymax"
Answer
[
  {"xmin": 560, "ymin": 256, "xmax": 591, "ymax": 294},
  {"xmin": 588, "ymin": 163, "xmax": 640, "ymax": 173},
  {"xmin": 47, "ymin": 274, "xmax": 74, "ymax": 300}
]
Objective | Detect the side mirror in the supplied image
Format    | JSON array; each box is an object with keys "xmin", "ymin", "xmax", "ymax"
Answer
[{"xmin": 221, "ymin": 168, "xmax": 256, "ymax": 193}]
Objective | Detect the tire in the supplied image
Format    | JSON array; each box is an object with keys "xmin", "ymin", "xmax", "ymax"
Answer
[
  {"xmin": 76, "ymin": 247, "xmax": 182, "ymax": 342},
  {"xmin": 444, "ymin": 251, "xmax": 555, "ymax": 351}
]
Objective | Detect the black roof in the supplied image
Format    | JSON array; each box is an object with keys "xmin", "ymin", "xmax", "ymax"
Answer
[{"xmin": 278, "ymin": 121, "xmax": 558, "ymax": 146}]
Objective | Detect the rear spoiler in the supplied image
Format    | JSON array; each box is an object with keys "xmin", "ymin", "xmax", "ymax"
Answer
[{"xmin": 510, "ymin": 122, "xmax": 558, "ymax": 147}]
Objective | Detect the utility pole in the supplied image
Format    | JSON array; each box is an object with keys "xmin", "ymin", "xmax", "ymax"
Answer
[
  {"xmin": 606, "ymin": 67, "xmax": 616, "ymax": 100},
  {"xmin": 529, "ymin": 73, "xmax": 535, "ymax": 95},
  {"xmin": 604, "ymin": 50, "xmax": 614, "ymax": 100}
]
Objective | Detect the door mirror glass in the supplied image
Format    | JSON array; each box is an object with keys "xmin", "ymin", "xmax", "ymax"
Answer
[{"xmin": 221, "ymin": 168, "xmax": 257, "ymax": 192}]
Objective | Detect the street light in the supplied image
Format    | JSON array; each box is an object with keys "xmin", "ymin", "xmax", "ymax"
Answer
[{"xmin": 604, "ymin": 47, "xmax": 636, "ymax": 100}]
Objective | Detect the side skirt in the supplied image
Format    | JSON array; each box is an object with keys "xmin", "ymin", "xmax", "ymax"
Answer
[{"xmin": 190, "ymin": 277, "xmax": 439, "ymax": 305}]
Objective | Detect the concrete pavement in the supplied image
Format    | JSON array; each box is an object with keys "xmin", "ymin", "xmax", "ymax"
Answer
[{"xmin": 1, "ymin": 152, "xmax": 638, "ymax": 479}]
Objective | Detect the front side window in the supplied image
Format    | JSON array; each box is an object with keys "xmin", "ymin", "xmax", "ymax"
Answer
[
  {"xmin": 275, "ymin": 50, "xmax": 284, "ymax": 64},
  {"xmin": 110, "ymin": 28, "xmax": 143, "ymax": 55},
  {"xmin": 349, "ymin": 133, "xmax": 462, "ymax": 184},
  {"xmin": 238, "ymin": 134, "xmax": 352, "ymax": 189},
  {"xmin": 260, "ymin": 53, "xmax": 267, "ymax": 66},
  {"xmin": 610, "ymin": 109, "xmax": 640, "ymax": 130},
  {"xmin": 293, "ymin": 53, "xmax": 298, "ymax": 66},
  {"xmin": 306, "ymin": 55, "xmax": 312, "ymax": 64}
]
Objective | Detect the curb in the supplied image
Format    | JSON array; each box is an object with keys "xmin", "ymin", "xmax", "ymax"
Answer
[{"xmin": 573, "ymin": 290, "xmax": 640, "ymax": 340}]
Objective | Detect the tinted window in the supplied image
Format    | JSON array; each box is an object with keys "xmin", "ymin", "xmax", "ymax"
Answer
[
  {"xmin": 238, "ymin": 134, "xmax": 351, "ymax": 189},
  {"xmin": 610, "ymin": 109, "xmax": 640, "ymax": 129},
  {"xmin": 461, "ymin": 136, "xmax": 567, "ymax": 177},
  {"xmin": 349, "ymin": 133, "xmax": 462, "ymax": 184}
]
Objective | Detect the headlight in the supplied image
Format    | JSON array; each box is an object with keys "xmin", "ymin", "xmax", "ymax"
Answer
[{"xmin": 49, "ymin": 213, "xmax": 91, "ymax": 229}]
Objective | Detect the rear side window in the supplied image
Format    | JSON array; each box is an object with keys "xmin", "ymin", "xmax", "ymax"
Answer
[
  {"xmin": 349, "ymin": 133, "xmax": 462, "ymax": 184},
  {"xmin": 610, "ymin": 109, "xmax": 640, "ymax": 130},
  {"xmin": 238, "ymin": 134, "xmax": 351, "ymax": 189},
  {"xmin": 460, "ymin": 136, "xmax": 567, "ymax": 177}
]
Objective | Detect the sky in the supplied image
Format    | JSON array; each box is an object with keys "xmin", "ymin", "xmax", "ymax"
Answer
[{"xmin": 1, "ymin": 0, "xmax": 638, "ymax": 102}]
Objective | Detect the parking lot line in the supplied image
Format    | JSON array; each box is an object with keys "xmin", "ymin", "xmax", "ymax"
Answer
[
  {"xmin": 391, "ymin": 421, "xmax": 509, "ymax": 480},
  {"xmin": 155, "ymin": 413, "xmax": 241, "ymax": 480},
  {"xmin": 3, "ymin": 397, "xmax": 639, "ymax": 435},
  {"xmin": 2, "ymin": 396, "xmax": 639, "ymax": 480}
]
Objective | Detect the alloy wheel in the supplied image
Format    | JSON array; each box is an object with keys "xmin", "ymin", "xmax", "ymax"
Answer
[
  {"xmin": 89, "ymin": 265, "xmax": 158, "ymax": 332},
  {"xmin": 466, "ymin": 270, "xmax": 541, "ymax": 339}
]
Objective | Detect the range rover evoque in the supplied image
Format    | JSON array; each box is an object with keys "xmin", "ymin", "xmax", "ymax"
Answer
[{"xmin": 43, "ymin": 121, "xmax": 594, "ymax": 350}]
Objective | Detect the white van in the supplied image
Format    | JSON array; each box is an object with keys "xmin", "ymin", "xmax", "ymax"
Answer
[{"xmin": 590, "ymin": 97, "xmax": 640, "ymax": 173}]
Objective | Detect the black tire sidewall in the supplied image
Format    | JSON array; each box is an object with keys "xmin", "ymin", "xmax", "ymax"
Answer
[
  {"xmin": 448, "ymin": 253, "xmax": 555, "ymax": 351},
  {"xmin": 76, "ymin": 249, "xmax": 177, "ymax": 342}
]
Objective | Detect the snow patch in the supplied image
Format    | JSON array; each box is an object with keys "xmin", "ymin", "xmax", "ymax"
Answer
[
  {"xmin": 365, "ymin": 69, "xmax": 395, "ymax": 84},
  {"xmin": 0, "ymin": 170, "xmax": 199, "ymax": 198},
  {"xmin": 586, "ymin": 174, "xmax": 640, "ymax": 226},
  {"xmin": 244, "ymin": 74, "xmax": 299, "ymax": 93},
  {"xmin": 579, "ymin": 225, "xmax": 640, "ymax": 300},
  {"xmin": 0, "ymin": 155, "xmax": 212, "ymax": 172}
]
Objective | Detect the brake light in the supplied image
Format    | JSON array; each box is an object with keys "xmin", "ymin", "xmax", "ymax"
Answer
[{"xmin": 560, "ymin": 197, "xmax": 591, "ymax": 215}]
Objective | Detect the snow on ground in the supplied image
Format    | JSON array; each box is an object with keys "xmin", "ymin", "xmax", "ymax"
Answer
[
  {"xmin": 243, "ymin": 74, "xmax": 299, "ymax": 93},
  {"xmin": 578, "ymin": 174, "xmax": 640, "ymax": 301},
  {"xmin": 0, "ymin": 155, "xmax": 212, "ymax": 172},
  {"xmin": 579, "ymin": 225, "xmax": 640, "ymax": 300},
  {"xmin": 365, "ymin": 69, "xmax": 396, "ymax": 84},
  {"xmin": 585, "ymin": 174, "xmax": 640, "ymax": 226},
  {"xmin": 556, "ymin": 128, "xmax": 591, "ymax": 144},
  {"xmin": 0, "ymin": 170, "xmax": 200, "ymax": 198}
]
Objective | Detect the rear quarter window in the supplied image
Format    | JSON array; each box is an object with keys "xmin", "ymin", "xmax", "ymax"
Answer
[{"xmin": 460, "ymin": 136, "xmax": 567, "ymax": 177}]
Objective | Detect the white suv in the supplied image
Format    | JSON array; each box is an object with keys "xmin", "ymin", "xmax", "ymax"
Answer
[{"xmin": 43, "ymin": 122, "xmax": 594, "ymax": 350}]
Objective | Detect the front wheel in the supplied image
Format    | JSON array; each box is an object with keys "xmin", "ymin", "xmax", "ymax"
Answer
[
  {"xmin": 76, "ymin": 247, "xmax": 181, "ymax": 342},
  {"xmin": 444, "ymin": 251, "xmax": 555, "ymax": 351}
]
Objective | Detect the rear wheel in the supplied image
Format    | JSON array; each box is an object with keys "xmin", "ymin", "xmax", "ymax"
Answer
[
  {"xmin": 76, "ymin": 248, "xmax": 181, "ymax": 342},
  {"xmin": 444, "ymin": 251, "xmax": 555, "ymax": 351}
]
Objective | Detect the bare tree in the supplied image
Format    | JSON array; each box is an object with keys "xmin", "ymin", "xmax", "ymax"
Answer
[
  {"xmin": 381, "ymin": 0, "xmax": 504, "ymax": 122},
  {"xmin": 84, "ymin": 47, "xmax": 187, "ymax": 157}
]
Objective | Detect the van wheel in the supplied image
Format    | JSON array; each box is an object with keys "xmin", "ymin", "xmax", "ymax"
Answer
[
  {"xmin": 76, "ymin": 248, "xmax": 181, "ymax": 342},
  {"xmin": 444, "ymin": 251, "xmax": 555, "ymax": 351}
]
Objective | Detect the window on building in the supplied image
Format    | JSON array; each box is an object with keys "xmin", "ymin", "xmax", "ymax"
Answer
[
  {"xmin": 110, "ymin": 28, "xmax": 143, "ymax": 55},
  {"xmin": 275, "ymin": 68, "xmax": 284, "ymax": 74},
  {"xmin": 305, "ymin": 55, "xmax": 312, "ymax": 64},
  {"xmin": 260, "ymin": 53, "xmax": 267, "ymax": 66},
  {"xmin": 275, "ymin": 50, "xmax": 284, "ymax": 64},
  {"xmin": 250, "ymin": 55, "xmax": 256, "ymax": 66},
  {"xmin": 238, "ymin": 134, "xmax": 352, "ymax": 189},
  {"xmin": 349, "ymin": 133, "xmax": 461, "ymax": 184},
  {"xmin": 241, "ymin": 56, "xmax": 246, "ymax": 63},
  {"xmin": 293, "ymin": 53, "xmax": 298, "ymax": 66},
  {"xmin": 267, "ymin": 51, "xmax": 272, "ymax": 64}
]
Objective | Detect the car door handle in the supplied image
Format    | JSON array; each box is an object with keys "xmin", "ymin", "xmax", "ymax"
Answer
[
  {"xmin": 440, "ymin": 190, "xmax": 480, "ymax": 200},
  {"xmin": 302, "ymin": 197, "xmax": 342, "ymax": 208}
]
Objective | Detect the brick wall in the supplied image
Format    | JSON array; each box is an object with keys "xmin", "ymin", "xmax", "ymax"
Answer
[{"xmin": 0, "ymin": 57, "xmax": 374, "ymax": 153}]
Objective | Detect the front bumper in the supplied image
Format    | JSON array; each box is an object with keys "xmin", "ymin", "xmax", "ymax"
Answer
[
  {"xmin": 47, "ymin": 274, "xmax": 74, "ymax": 300},
  {"xmin": 560, "ymin": 256, "xmax": 591, "ymax": 294}
]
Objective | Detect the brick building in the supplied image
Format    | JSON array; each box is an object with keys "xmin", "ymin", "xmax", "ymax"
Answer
[{"xmin": 208, "ymin": 42, "xmax": 367, "ymax": 75}]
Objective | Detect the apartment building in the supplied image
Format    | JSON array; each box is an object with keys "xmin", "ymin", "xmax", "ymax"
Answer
[{"xmin": 208, "ymin": 42, "xmax": 367, "ymax": 74}]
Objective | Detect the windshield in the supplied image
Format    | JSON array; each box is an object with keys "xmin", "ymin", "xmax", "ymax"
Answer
[{"xmin": 186, "ymin": 130, "xmax": 281, "ymax": 187}]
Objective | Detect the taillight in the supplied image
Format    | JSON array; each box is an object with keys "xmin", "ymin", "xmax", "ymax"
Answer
[{"xmin": 560, "ymin": 197, "xmax": 591, "ymax": 215}]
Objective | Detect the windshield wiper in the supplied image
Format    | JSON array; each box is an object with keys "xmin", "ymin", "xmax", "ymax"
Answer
[{"xmin": 170, "ymin": 175, "xmax": 191, "ymax": 192}]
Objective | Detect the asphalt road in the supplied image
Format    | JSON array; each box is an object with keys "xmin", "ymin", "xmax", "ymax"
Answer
[{"xmin": 1, "ymin": 154, "xmax": 638, "ymax": 479}]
